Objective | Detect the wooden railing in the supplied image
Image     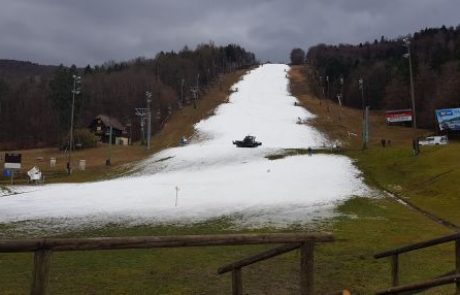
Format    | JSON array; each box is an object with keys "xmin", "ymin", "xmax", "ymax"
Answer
[
  {"xmin": 0, "ymin": 233, "xmax": 334, "ymax": 295},
  {"xmin": 374, "ymin": 232, "xmax": 460, "ymax": 294}
]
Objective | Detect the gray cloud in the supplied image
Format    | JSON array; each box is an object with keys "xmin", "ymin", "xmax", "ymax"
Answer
[{"xmin": 0, "ymin": 0, "xmax": 459, "ymax": 66}]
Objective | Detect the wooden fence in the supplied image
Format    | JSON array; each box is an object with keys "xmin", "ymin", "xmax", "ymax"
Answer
[
  {"xmin": 374, "ymin": 232, "xmax": 460, "ymax": 294},
  {"xmin": 0, "ymin": 233, "xmax": 334, "ymax": 295}
]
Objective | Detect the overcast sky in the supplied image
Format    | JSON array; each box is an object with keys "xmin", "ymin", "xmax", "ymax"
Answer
[{"xmin": 1, "ymin": 0, "xmax": 459, "ymax": 66}]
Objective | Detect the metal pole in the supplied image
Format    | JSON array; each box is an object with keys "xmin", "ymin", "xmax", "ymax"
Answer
[
  {"xmin": 107, "ymin": 125, "xmax": 112, "ymax": 166},
  {"xmin": 147, "ymin": 103, "xmax": 151, "ymax": 150},
  {"xmin": 127, "ymin": 122, "xmax": 132, "ymax": 145},
  {"xmin": 359, "ymin": 78, "xmax": 365, "ymax": 119},
  {"xmin": 359, "ymin": 78, "xmax": 367, "ymax": 150},
  {"xmin": 67, "ymin": 76, "xmax": 77, "ymax": 175},
  {"xmin": 365, "ymin": 106, "xmax": 369, "ymax": 149},
  {"xmin": 180, "ymin": 78, "xmax": 185, "ymax": 104},
  {"xmin": 326, "ymin": 76, "xmax": 330, "ymax": 112},
  {"xmin": 340, "ymin": 77, "xmax": 344, "ymax": 105},
  {"xmin": 319, "ymin": 76, "xmax": 323, "ymax": 105},
  {"xmin": 407, "ymin": 42, "xmax": 417, "ymax": 129},
  {"xmin": 140, "ymin": 119, "xmax": 145, "ymax": 145},
  {"xmin": 191, "ymin": 88, "xmax": 197, "ymax": 109},
  {"xmin": 194, "ymin": 73, "xmax": 200, "ymax": 109},
  {"xmin": 146, "ymin": 91, "xmax": 152, "ymax": 150}
]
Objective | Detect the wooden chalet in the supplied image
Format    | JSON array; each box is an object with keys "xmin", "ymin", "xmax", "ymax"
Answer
[{"xmin": 88, "ymin": 114, "xmax": 129, "ymax": 145}]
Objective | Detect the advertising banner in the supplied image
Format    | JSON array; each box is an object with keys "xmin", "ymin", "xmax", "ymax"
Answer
[
  {"xmin": 4, "ymin": 153, "xmax": 21, "ymax": 170},
  {"xmin": 435, "ymin": 108, "xmax": 460, "ymax": 131},
  {"xmin": 385, "ymin": 109, "xmax": 412, "ymax": 123}
]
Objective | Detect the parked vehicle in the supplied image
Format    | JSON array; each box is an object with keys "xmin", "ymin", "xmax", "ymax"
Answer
[
  {"xmin": 233, "ymin": 136, "xmax": 262, "ymax": 148},
  {"xmin": 418, "ymin": 135, "xmax": 448, "ymax": 146}
]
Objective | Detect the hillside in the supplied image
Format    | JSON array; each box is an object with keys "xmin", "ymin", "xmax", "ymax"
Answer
[
  {"xmin": 0, "ymin": 44, "xmax": 256, "ymax": 149},
  {"xmin": 0, "ymin": 59, "xmax": 58, "ymax": 80},
  {"xmin": 306, "ymin": 25, "xmax": 460, "ymax": 129},
  {"xmin": 0, "ymin": 68, "xmax": 247, "ymax": 185}
]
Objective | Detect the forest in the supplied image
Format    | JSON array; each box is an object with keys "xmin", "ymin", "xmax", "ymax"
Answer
[
  {"xmin": 0, "ymin": 43, "xmax": 256, "ymax": 149},
  {"xmin": 305, "ymin": 25, "xmax": 460, "ymax": 129}
]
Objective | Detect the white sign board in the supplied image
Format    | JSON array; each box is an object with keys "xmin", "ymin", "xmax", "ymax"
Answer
[{"xmin": 4, "ymin": 163, "xmax": 21, "ymax": 169}]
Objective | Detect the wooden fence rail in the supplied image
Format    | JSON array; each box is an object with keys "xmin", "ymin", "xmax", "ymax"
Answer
[
  {"xmin": 0, "ymin": 233, "xmax": 334, "ymax": 295},
  {"xmin": 374, "ymin": 232, "xmax": 460, "ymax": 294}
]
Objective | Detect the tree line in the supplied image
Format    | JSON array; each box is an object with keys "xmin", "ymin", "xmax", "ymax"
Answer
[
  {"xmin": 299, "ymin": 25, "xmax": 460, "ymax": 129},
  {"xmin": 0, "ymin": 43, "xmax": 256, "ymax": 149}
]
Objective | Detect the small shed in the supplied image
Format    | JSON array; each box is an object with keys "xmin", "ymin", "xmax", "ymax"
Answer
[{"xmin": 88, "ymin": 114, "xmax": 128, "ymax": 144}]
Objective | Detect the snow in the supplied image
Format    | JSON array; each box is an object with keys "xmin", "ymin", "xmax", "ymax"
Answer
[{"xmin": 0, "ymin": 64, "xmax": 368, "ymax": 230}]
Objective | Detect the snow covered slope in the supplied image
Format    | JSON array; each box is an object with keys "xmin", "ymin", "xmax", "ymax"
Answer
[{"xmin": 0, "ymin": 64, "xmax": 367, "ymax": 230}]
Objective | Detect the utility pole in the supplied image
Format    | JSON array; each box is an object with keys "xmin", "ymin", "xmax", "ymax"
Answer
[
  {"xmin": 340, "ymin": 76, "xmax": 344, "ymax": 105},
  {"xmin": 67, "ymin": 74, "xmax": 81, "ymax": 175},
  {"xmin": 325, "ymin": 75, "xmax": 330, "ymax": 112},
  {"xmin": 364, "ymin": 106, "xmax": 369, "ymax": 149},
  {"xmin": 319, "ymin": 76, "xmax": 323, "ymax": 105},
  {"xmin": 335, "ymin": 76, "xmax": 344, "ymax": 121},
  {"xmin": 146, "ymin": 91, "xmax": 152, "ymax": 150},
  {"xmin": 135, "ymin": 109, "xmax": 147, "ymax": 145},
  {"xmin": 140, "ymin": 116, "xmax": 145, "ymax": 145},
  {"xmin": 191, "ymin": 87, "xmax": 198, "ymax": 109},
  {"xmin": 106, "ymin": 125, "xmax": 113, "ymax": 166},
  {"xmin": 191, "ymin": 73, "xmax": 200, "ymax": 109},
  {"xmin": 180, "ymin": 78, "xmax": 185, "ymax": 104},
  {"xmin": 359, "ymin": 78, "xmax": 365, "ymax": 119},
  {"xmin": 126, "ymin": 121, "xmax": 132, "ymax": 145},
  {"xmin": 404, "ymin": 38, "xmax": 417, "ymax": 129},
  {"xmin": 359, "ymin": 78, "xmax": 368, "ymax": 149}
]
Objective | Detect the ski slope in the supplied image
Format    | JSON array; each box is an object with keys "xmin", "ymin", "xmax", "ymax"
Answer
[{"xmin": 0, "ymin": 64, "xmax": 367, "ymax": 231}]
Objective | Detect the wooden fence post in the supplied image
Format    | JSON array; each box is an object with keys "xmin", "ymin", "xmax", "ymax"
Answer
[
  {"xmin": 391, "ymin": 254, "xmax": 399, "ymax": 287},
  {"xmin": 300, "ymin": 241, "xmax": 314, "ymax": 295},
  {"xmin": 232, "ymin": 268, "xmax": 243, "ymax": 295},
  {"xmin": 31, "ymin": 249, "xmax": 52, "ymax": 295},
  {"xmin": 455, "ymin": 239, "xmax": 460, "ymax": 294}
]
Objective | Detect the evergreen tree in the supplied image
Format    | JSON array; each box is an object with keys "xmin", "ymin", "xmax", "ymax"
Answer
[
  {"xmin": 0, "ymin": 78, "xmax": 8, "ymax": 114},
  {"xmin": 290, "ymin": 48, "xmax": 305, "ymax": 65}
]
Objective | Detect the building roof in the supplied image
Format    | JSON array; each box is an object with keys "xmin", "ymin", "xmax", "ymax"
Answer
[{"xmin": 94, "ymin": 114, "xmax": 125, "ymax": 131}]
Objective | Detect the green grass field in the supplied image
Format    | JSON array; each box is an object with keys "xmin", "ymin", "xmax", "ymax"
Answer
[
  {"xmin": 348, "ymin": 142, "xmax": 460, "ymax": 226},
  {"xmin": 0, "ymin": 195, "xmax": 454, "ymax": 294}
]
